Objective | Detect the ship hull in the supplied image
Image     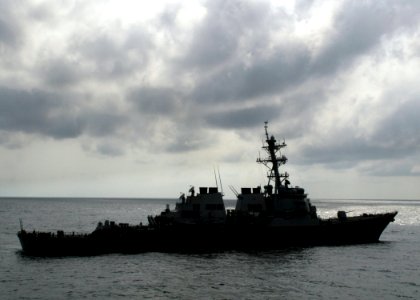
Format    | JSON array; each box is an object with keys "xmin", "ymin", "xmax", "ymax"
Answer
[{"xmin": 17, "ymin": 212, "xmax": 397, "ymax": 256}]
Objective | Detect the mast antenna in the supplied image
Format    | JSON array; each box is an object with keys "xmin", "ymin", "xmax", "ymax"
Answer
[
  {"xmin": 217, "ymin": 166, "xmax": 224, "ymax": 195},
  {"xmin": 229, "ymin": 185, "xmax": 239, "ymax": 197},
  {"xmin": 213, "ymin": 167, "xmax": 219, "ymax": 189},
  {"xmin": 264, "ymin": 121, "xmax": 269, "ymax": 140}
]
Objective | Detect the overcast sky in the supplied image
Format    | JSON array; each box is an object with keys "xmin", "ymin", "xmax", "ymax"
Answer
[{"xmin": 1, "ymin": 0, "xmax": 419, "ymax": 199}]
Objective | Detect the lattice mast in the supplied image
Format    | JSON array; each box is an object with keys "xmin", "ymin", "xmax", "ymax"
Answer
[{"xmin": 257, "ymin": 122, "xmax": 289, "ymax": 194}]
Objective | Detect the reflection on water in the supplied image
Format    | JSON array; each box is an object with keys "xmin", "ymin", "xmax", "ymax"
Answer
[{"xmin": 312, "ymin": 199, "xmax": 419, "ymax": 225}]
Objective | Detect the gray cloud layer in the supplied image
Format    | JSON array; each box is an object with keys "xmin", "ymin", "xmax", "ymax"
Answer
[
  {"xmin": 1, "ymin": 0, "xmax": 419, "ymax": 176},
  {"xmin": 0, "ymin": 87, "xmax": 125, "ymax": 140}
]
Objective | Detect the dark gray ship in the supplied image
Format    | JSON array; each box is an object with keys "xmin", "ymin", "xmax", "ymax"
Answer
[{"xmin": 17, "ymin": 123, "xmax": 397, "ymax": 256}]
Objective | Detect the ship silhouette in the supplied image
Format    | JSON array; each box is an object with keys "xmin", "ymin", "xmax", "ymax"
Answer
[{"xmin": 18, "ymin": 123, "xmax": 397, "ymax": 256}]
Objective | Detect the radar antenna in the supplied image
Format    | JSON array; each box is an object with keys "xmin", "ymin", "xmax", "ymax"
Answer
[{"xmin": 257, "ymin": 122, "xmax": 290, "ymax": 194}]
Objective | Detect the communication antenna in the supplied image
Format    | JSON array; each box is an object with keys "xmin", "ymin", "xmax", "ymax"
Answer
[
  {"xmin": 217, "ymin": 166, "xmax": 224, "ymax": 195},
  {"xmin": 213, "ymin": 167, "xmax": 219, "ymax": 189},
  {"xmin": 229, "ymin": 185, "xmax": 239, "ymax": 197}
]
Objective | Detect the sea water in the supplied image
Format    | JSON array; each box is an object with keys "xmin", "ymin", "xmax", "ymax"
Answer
[{"xmin": 0, "ymin": 197, "xmax": 419, "ymax": 299}]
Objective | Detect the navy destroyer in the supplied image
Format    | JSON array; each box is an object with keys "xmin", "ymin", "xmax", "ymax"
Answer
[{"xmin": 18, "ymin": 123, "xmax": 397, "ymax": 256}]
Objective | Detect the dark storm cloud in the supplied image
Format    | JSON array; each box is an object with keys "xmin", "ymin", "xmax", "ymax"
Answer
[
  {"xmin": 287, "ymin": 0, "xmax": 420, "ymax": 174},
  {"xmin": 372, "ymin": 97, "xmax": 420, "ymax": 151},
  {"xmin": 40, "ymin": 58, "xmax": 82, "ymax": 87},
  {"xmin": 205, "ymin": 105, "xmax": 280, "ymax": 129},
  {"xmin": 361, "ymin": 159, "xmax": 420, "ymax": 177},
  {"xmin": 187, "ymin": 21, "xmax": 237, "ymax": 69},
  {"xmin": 183, "ymin": 0, "xmax": 272, "ymax": 69},
  {"xmin": 26, "ymin": 2, "xmax": 55, "ymax": 21},
  {"xmin": 299, "ymin": 137, "xmax": 417, "ymax": 170},
  {"xmin": 299, "ymin": 137, "xmax": 401, "ymax": 167},
  {"xmin": 188, "ymin": 0, "xmax": 420, "ymax": 108},
  {"xmin": 299, "ymin": 96, "xmax": 420, "ymax": 170},
  {"xmin": 269, "ymin": 88, "xmax": 328, "ymax": 139},
  {"xmin": 83, "ymin": 110, "xmax": 125, "ymax": 138},
  {"xmin": 311, "ymin": 1, "xmax": 420, "ymax": 76},
  {"xmin": 184, "ymin": 1, "xmax": 304, "ymax": 104},
  {"xmin": 0, "ymin": 2, "xmax": 23, "ymax": 49},
  {"xmin": 71, "ymin": 27, "xmax": 153, "ymax": 79},
  {"xmin": 129, "ymin": 87, "xmax": 179, "ymax": 115},
  {"xmin": 0, "ymin": 87, "xmax": 125, "ymax": 142},
  {"xmin": 30, "ymin": 22, "xmax": 155, "ymax": 88},
  {"xmin": 0, "ymin": 87, "xmax": 82, "ymax": 139},
  {"xmin": 1, "ymin": 0, "xmax": 419, "ymax": 160},
  {"xmin": 75, "ymin": 34, "xmax": 121, "ymax": 62},
  {"xmin": 0, "ymin": 18, "xmax": 20, "ymax": 47},
  {"xmin": 191, "ymin": 43, "xmax": 311, "ymax": 103},
  {"xmin": 311, "ymin": 4, "xmax": 391, "ymax": 75},
  {"xmin": 239, "ymin": 45, "xmax": 311, "ymax": 99}
]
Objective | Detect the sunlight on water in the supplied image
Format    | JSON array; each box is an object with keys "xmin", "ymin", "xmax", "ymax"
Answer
[{"xmin": 313, "ymin": 199, "xmax": 420, "ymax": 226}]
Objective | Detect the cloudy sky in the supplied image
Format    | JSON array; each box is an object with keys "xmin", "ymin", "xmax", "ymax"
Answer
[{"xmin": 1, "ymin": 0, "xmax": 419, "ymax": 199}]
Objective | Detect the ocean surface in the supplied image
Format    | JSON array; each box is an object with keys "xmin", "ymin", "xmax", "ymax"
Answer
[{"xmin": 1, "ymin": 197, "xmax": 419, "ymax": 299}]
